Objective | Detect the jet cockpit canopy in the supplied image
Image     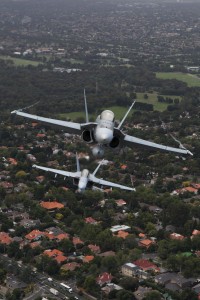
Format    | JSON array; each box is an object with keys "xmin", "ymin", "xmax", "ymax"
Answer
[
  {"xmin": 100, "ymin": 110, "xmax": 115, "ymax": 122},
  {"xmin": 81, "ymin": 169, "xmax": 89, "ymax": 177}
]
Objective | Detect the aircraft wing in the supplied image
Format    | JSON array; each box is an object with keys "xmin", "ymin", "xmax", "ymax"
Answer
[
  {"xmin": 89, "ymin": 174, "xmax": 135, "ymax": 191},
  {"xmin": 33, "ymin": 164, "xmax": 81, "ymax": 178},
  {"xmin": 11, "ymin": 110, "xmax": 82, "ymax": 135},
  {"xmin": 123, "ymin": 134, "xmax": 193, "ymax": 156}
]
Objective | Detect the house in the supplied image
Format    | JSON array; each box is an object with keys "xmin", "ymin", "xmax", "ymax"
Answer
[
  {"xmin": 121, "ymin": 263, "xmax": 139, "ymax": 277},
  {"xmin": 155, "ymin": 272, "xmax": 177, "ymax": 285},
  {"xmin": 98, "ymin": 251, "xmax": 116, "ymax": 257},
  {"xmin": 85, "ymin": 217, "xmax": 98, "ymax": 225},
  {"xmin": 170, "ymin": 233, "xmax": 185, "ymax": 241},
  {"xmin": 54, "ymin": 255, "xmax": 68, "ymax": 264},
  {"xmin": 110, "ymin": 225, "xmax": 131, "ymax": 233},
  {"xmin": 133, "ymin": 286, "xmax": 154, "ymax": 300},
  {"xmin": 172, "ymin": 274, "xmax": 196, "ymax": 289},
  {"xmin": 0, "ymin": 182, "xmax": 13, "ymax": 192},
  {"xmin": 133, "ymin": 259, "xmax": 159, "ymax": 272},
  {"xmin": 0, "ymin": 232, "xmax": 12, "ymax": 245},
  {"xmin": 43, "ymin": 249, "xmax": 68, "ymax": 264},
  {"xmin": 72, "ymin": 237, "xmax": 84, "ymax": 246},
  {"xmin": 43, "ymin": 249, "xmax": 64, "ymax": 258},
  {"xmin": 171, "ymin": 187, "xmax": 198, "ymax": 195},
  {"xmin": 36, "ymin": 176, "xmax": 45, "ymax": 183},
  {"xmin": 116, "ymin": 230, "xmax": 129, "ymax": 239},
  {"xmin": 61, "ymin": 262, "xmax": 80, "ymax": 272},
  {"xmin": 138, "ymin": 239, "xmax": 154, "ymax": 249},
  {"xmin": 115, "ymin": 199, "xmax": 127, "ymax": 207},
  {"xmin": 29, "ymin": 241, "xmax": 41, "ymax": 249},
  {"xmin": 56, "ymin": 233, "xmax": 69, "ymax": 241},
  {"xmin": 40, "ymin": 201, "xmax": 64, "ymax": 210},
  {"xmin": 96, "ymin": 272, "xmax": 113, "ymax": 286},
  {"xmin": 25, "ymin": 230, "xmax": 44, "ymax": 241},
  {"xmin": 183, "ymin": 187, "xmax": 198, "ymax": 194},
  {"xmin": 101, "ymin": 283, "xmax": 122, "ymax": 295},
  {"xmin": 8, "ymin": 158, "xmax": 17, "ymax": 165},
  {"xmin": 20, "ymin": 219, "xmax": 40, "ymax": 229},
  {"xmin": 139, "ymin": 233, "xmax": 146, "ymax": 239},
  {"xmin": 82, "ymin": 255, "xmax": 94, "ymax": 263},
  {"xmin": 191, "ymin": 183, "xmax": 200, "ymax": 190},
  {"xmin": 45, "ymin": 226, "xmax": 64, "ymax": 236},
  {"xmin": 192, "ymin": 229, "xmax": 200, "ymax": 237},
  {"xmin": 88, "ymin": 244, "xmax": 101, "ymax": 254},
  {"xmin": 155, "ymin": 272, "xmax": 196, "ymax": 290}
]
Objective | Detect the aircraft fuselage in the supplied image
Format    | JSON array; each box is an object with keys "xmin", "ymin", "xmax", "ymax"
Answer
[
  {"xmin": 93, "ymin": 110, "xmax": 115, "ymax": 145},
  {"xmin": 78, "ymin": 169, "xmax": 89, "ymax": 192}
]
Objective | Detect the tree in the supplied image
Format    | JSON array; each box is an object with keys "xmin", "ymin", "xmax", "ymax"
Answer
[
  {"xmin": 15, "ymin": 170, "xmax": 27, "ymax": 179},
  {"xmin": 119, "ymin": 277, "xmax": 139, "ymax": 291},
  {"xmin": 116, "ymin": 289, "xmax": 135, "ymax": 300},
  {"xmin": 0, "ymin": 268, "xmax": 6, "ymax": 283},
  {"xmin": 102, "ymin": 256, "xmax": 119, "ymax": 273},
  {"xmin": 144, "ymin": 291, "xmax": 162, "ymax": 300},
  {"xmin": 180, "ymin": 288, "xmax": 198, "ymax": 300},
  {"xmin": 83, "ymin": 275, "xmax": 98, "ymax": 293},
  {"xmin": 19, "ymin": 266, "xmax": 33, "ymax": 284}
]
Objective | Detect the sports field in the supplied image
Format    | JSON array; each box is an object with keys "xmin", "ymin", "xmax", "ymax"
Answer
[
  {"xmin": 156, "ymin": 72, "xmax": 200, "ymax": 87},
  {"xmin": 0, "ymin": 55, "xmax": 41, "ymax": 66}
]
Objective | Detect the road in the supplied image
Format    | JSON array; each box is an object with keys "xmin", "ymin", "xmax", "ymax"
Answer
[{"xmin": 0, "ymin": 254, "xmax": 83, "ymax": 300}]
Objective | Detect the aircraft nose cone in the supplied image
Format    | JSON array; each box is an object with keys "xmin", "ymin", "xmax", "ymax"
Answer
[{"xmin": 96, "ymin": 129, "xmax": 113, "ymax": 144}]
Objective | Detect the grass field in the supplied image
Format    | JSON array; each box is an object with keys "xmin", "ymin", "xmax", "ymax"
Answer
[
  {"xmin": 58, "ymin": 92, "xmax": 180, "ymax": 121},
  {"xmin": 156, "ymin": 72, "xmax": 200, "ymax": 87},
  {"xmin": 59, "ymin": 106, "xmax": 129, "ymax": 121},
  {"xmin": 66, "ymin": 58, "xmax": 84, "ymax": 64},
  {"xmin": 0, "ymin": 55, "xmax": 41, "ymax": 66},
  {"xmin": 136, "ymin": 92, "xmax": 181, "ymax": 112}
]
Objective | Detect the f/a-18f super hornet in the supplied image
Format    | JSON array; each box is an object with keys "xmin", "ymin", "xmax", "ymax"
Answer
[
  {"xmin": 33, "ymin": 154, "xmax": 135, "ymax": 192},
  {"xmin": 11, "ymin": 90, "xmax": 192, "ymax": 157}
]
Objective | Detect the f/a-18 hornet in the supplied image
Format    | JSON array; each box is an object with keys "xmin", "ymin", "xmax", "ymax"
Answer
[
  {"xmin": 33, "ymin": 153, "xmax": 135, "ymax": 192},
  {"xmin": 11, "ymin": 90, "xmax": 192, "ymax": 157}
]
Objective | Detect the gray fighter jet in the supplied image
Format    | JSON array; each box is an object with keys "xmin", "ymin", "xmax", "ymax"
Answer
[
  {"xmin": 33, "ymin": 153, "xmax": 135, "ymax": 192},
  {"xmin": 11, "ymin": 90, "xmax": 192, "ymax": 157}
]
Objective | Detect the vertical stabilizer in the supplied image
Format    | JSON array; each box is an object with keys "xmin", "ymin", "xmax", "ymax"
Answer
[
  {"xmin": 92, "ymin": 159, "xmax": 104, "ymax": 176},
  {"xmin": 76, "ymin": 152, "xmax": 80, "ymax": 172},
  {"xmin": 84, "ymin": 89, "xmax": 89, "ymax": 123},
  {"xmin": 117, "ymin": 101, "xmax": 135, "ymax": 129}
]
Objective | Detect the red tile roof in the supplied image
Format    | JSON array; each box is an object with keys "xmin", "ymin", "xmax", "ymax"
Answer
[
  {"xmin": 55, "ymin": 255, "xmax": 68, "ymax": 264},
  {"xmin": 88, "ymin": 244, "xmax": 100, "ymax": 253},
  {"xmin": 134, "ymin": 259, "xmax": 159, "ymax": 271},
  {"xmin": 192, "ymin": 229, "xmax": 200, "ymax": 236},
  {"xmin": 56, "ymin": 233, "xmax": 69, "ymax": 241},
  {"xmin": 139, "ymin": 233, "xmax": 146, "ymax": 238},
  {"xmin": 116, "ymin": 231, "xmax": 129, "ymax": 239},
  {"xmin": 0, "ymin": 182, "xmax": 13, "ymax": 189},
  {"xmin": 72, "ymin": 237, "xmax": 84, "ymax": 246},
  {"xmin": 184, "ymin": 186, "xmax": 198, "ymax": 193},
  {"xmin": 44, "ymin": 249, "xmax": 64, "ymax": 257},
  {"xmin": 85, "ymin": 217, "xmax": 97, "ymax": 224},
  {"xmin": 139, "ymin": 239, "xmax": 154, "ymax": 248},
  {"xmin": 40, "ymin": 201, "xmax": 64, "ymax": 210},
  {"xmin": 96, "ymin": 272, "xmax": 113, "ymax": 286},
  {"xmin": 61, "ymin": 262, "xmax": 80, "ymax": 271},
  {"xmin": 0, "ymin": 232, "xmax": 12, "ymax": 245},
  {"xmin": 115, "ymin": 199, "xmax": 127, "ymax": 207},
  {"xmin": 170, "ymin": 233, "xmax": 185, "ymax": 241},
  {"xmin": 8, "ymin": 158, "xmax": 18, "ymax": 165},
  {"xmin": 25, "ymin": 230, "xmax": 44, "ymax": 241},
  {"xmin": 83, "ymin": 255, "xmax": 94, "ymax": 263},
  {"xmin": 29, "ymin": 241, "xmax": 41, "ymax": 249}
]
